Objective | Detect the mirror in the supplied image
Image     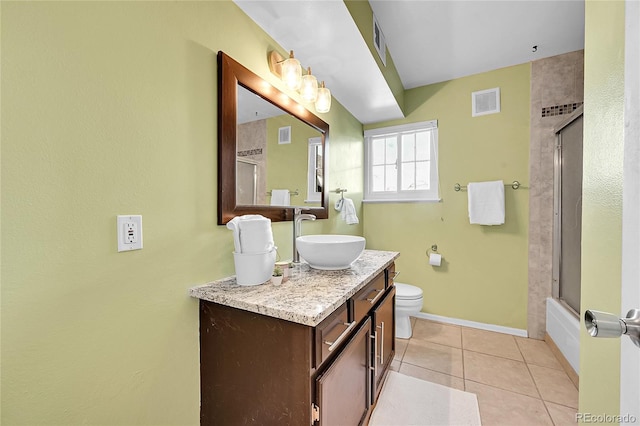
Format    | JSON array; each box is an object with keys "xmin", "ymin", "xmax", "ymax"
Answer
[{"xmin": 218, "ymin": 51, "xmax": 329, "ymax": 225}]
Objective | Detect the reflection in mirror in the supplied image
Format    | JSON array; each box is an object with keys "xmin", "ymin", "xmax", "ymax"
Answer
[
  {"xmin": 218, "ymin": 51, "xmax": 329, "ymax": 225},
  {"xmin": 236, "ymin": 86, "xmax": 323, "ymax": 207}
]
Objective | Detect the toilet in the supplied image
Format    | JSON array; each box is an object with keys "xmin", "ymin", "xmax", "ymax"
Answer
[{"xmin": 395, "ymin": 282, "xmax": 424, "ymax": 339}]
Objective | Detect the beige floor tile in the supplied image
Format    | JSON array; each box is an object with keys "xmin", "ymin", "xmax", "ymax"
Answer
[
  {"xmin": 528, "ymin": 364, "xmax": 578, "ymax": 409},
  {"xmin": 545, "ymin": 401, "xmax": 577, "ymax": 425},
  {"xmin": 398, "ymin": 363, "xmax": 465, "ymax": 391},
  {"xmin": 394, "ymin": 338, "xmax": 408, "ymax": 361},
  {"xmin": 465, "ymin": 381, "xmax": 553, "ymax": 426},
  {"xmin": 390, "ymin": 359, "xmax": 401, "ymax": 372},
  {"xmin": 403, "ymin": 339, "xmax": 464, "ymax": 378},
  {"xmin": 516, "ymin": 337, "xmax": 563, "ymax": 370},
  {"xmin": 462, "ymin": 327, "xmax": 523, "ymax": 361},
  {"xmin": 411, "ymin": 319, "xmax": 462, "ymax": 348},
  {"xmin": 464, "ymin": 350, "xmax": 538, "ymax": 397}
]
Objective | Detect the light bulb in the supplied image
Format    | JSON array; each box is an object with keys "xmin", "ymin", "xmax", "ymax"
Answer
[
  {"xmin": 281, "ymin": 50, "xmax": 302, "ymax": 91},
  {"xmin": 315, "ymin": 81, "xmax": 331, "ymax": 113},
  {"xmin": 300, "ymin": 67, "xmax": 318, "ymax": 103}
]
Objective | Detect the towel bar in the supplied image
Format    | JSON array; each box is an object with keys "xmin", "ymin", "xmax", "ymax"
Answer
[
  {"xmin": 267, "ymin": 189, "xmax": 299, "ymax": 196},
  {"xmin": 454, "ymin": 181, "xmax": 522, "ymax": 192}
]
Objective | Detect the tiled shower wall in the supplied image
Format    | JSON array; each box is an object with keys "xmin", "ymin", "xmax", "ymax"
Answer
[{"xmin": 528, "ymin": 50, "xmax": 584, "ymax": 339}]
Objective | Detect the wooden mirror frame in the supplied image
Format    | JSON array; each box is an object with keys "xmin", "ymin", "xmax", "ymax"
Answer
[{"xmin": 217, "ymin": 51, "xmax": 329, "ymax": 225}]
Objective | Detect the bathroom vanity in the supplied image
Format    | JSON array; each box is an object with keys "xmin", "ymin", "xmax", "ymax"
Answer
[{"xmin": 189, "ymin": 249, "xmax": 399, "ymax": 425}]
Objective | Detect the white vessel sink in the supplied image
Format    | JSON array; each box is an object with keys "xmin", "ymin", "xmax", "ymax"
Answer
[{"xmin": 296, "ymin": 235, "xmax": 366, "ymax": 270}]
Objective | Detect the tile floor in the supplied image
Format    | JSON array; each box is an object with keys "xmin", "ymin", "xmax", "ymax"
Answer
[{"xmin": 390, "ymin": 318, "xmax": 578, "ymax": 425}]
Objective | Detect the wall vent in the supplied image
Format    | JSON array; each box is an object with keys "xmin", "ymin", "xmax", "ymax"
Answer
[
  {"xmin": 278, "ymin": 126, "xmax": 291, "ymax": 144},
  {"xmin": 472, "ymin": 87, "xmax": 501, "ymax": 117}
]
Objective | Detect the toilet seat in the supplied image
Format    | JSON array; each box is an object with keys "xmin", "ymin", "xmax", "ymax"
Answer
[{"xmin": 395, "ymin": 283, "xmax": 423, "ymax": 301}]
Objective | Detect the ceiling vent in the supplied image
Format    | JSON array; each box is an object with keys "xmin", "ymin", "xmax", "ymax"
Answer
[{"xmin": 472, "ymin": 87, "xmax": 501, "ymax": 117}]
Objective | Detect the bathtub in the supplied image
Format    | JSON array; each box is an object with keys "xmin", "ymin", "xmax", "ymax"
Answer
[{"xmin": 546, "ymin": 297, "xmax": 580, "ymax": 374}]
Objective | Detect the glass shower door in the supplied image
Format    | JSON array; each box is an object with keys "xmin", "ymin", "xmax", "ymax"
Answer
[{"xmin": 553, "ymin": 113, "xmax": 584, "ymax": 314}]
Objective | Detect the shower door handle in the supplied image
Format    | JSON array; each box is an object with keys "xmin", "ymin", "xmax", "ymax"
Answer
[{"xmin": 584, "ymin": 308, "xmax": 640, "ymax": 348}]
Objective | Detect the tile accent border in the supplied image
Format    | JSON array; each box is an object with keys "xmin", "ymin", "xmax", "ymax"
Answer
[
  {"xmin": 237, "ymin": 148, "xmax": 263, "ymax": 157},
  {"xmin": 541, "ymin": 102, "xmax": 583, "ymax": 118},
  {"xmin": 413, "ymin": 312, "xmax": 528, "ymax": 337}
]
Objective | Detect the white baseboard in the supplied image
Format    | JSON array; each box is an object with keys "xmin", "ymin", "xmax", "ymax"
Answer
[{"xmin": 413, "ymin": 312, "xmax": 528, "ymax": 337}]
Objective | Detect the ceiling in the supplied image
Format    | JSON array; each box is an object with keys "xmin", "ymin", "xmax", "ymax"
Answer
[{"xmin": 234, "ymin": 0, "xmax": 585, "ymax": 124}]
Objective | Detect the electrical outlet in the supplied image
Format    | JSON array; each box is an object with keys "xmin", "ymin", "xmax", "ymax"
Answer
[{"xmin": 117, "ymin": 215, "xmax": 143, "ymax": 252}]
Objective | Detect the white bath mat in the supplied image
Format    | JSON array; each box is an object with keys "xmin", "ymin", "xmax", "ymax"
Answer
[{"xmin": 369, "ymin": 371, "xmax": 481, "ymax": 426}]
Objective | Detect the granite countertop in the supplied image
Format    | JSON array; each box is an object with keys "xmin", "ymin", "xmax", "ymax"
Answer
[{"xmin": 189, "ymin": 249, "xmax": 400, "ymax": 327}]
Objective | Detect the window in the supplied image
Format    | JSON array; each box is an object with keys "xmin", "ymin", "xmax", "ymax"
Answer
[
  {"xmin": 306, "ymin": 137, "xmax": 323, "ymax": 202},
  {"xmin": 364, "ymin": 120, "xmax": 439, "ymax": 202}
]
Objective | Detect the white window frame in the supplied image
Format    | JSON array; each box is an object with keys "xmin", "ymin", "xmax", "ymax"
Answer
[
  {"xmin": 364, "ymin": 120, "xmax": 439, "ymax": 203},
  {"xmin": 306, "ymin": 137, "xmax": 322, "ymax": 203}
]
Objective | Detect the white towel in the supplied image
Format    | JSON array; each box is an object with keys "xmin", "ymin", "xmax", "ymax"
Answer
[
  {"xmin": 468, "ymin": 180, "xmax": 505, "ymax": 225},
  {"xmin": 340, "ymin": 198, "xmax": 359, "ymax": 225},
  {"xmin": 270, "ymin": 189, "xmax": 290, "ymax": 206},
  {"xmin": 226, "ymin": 215, "xmax": 273, "ymax": 253},
  {"xmin": 238, "ymin": 216, "xmax": 274, "ymax": 253}
]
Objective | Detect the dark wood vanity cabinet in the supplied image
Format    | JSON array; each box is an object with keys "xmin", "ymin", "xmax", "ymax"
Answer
[
  {"xmin": 371, "ymin": 286, "xmax": 395, "ymax": 403},
  {"xmin": 198, "ymin": 264, "xmax": 396, "ymax": 426}
]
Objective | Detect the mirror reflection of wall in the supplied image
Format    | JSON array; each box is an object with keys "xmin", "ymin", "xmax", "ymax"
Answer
[{"xmin": 236, "ymin": 85, "xmax": 323, "ymax": 207}]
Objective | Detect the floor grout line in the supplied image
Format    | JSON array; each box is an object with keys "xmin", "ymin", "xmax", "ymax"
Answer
[{"xmin": 401, "ymin": 318, "xmax": 579, "ymax": 424}]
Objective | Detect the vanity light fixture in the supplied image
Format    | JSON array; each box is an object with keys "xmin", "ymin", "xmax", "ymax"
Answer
[
  {"xmin": 281, "ymin": 50, "xmax": 302, "ymax": 91},
  {"xmin": 300, "ymin": 67, "xmax": 318, "ymax": 103},
  {"xmin": 315, "ymin": 81, "xmax": 331, "ymax": 113},
  {"xmin": 268, "ymin": 50, "xmax": 331, "ymax": 113}
]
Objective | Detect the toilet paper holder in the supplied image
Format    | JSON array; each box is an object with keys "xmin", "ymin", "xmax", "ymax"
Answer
[{"xmin": 425, "ymin": 244, "xmax": 442, "ymax": 266}]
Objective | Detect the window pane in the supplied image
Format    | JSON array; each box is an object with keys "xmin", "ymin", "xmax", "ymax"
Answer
[
  {"xmin": 402, "ymin": 133, "xmax": 415, "ymax": 162},
  {"xmin": 416, "ymin": 131, "xmax": 430, "ymax": 161},
  {"xmin": 372, "ymin": 165, "xmax": 385, "ymax": 192},
  {"xmin": 401, "ymin": 162, "xmax": 415, "ymax": 190},
  {"xmin": 415, "ymin": 161, "xmax": 430, "ymax": 190},
  {"xmin": 385, "ymin": 165, "xmax": 397, "ymax": 191},
  {"xmin": 372, "ymin": 138, "xmax": 385, "ymax": 165},
  {"xmin": 385, "ymin": 137, "xmax": 397, "ymax": 165}
]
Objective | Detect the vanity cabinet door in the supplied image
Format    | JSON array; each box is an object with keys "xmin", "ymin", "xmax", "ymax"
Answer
[
  {"xmin": 315, "ymin": 318, "xmax": 371, "ymax": 426},
  {"xmin": 371, "ymin": 286, "xmax": 395, "ymax": 403}
]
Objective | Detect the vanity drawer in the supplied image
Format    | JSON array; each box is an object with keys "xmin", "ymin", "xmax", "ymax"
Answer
[
  {"xmin": 386, "ymin": 264, "xmax": 398, "ymax": 289},
  {"xmin": 350, "ymin": 273, "xmax": 386, "ymax": 325},
  {"xmin": 315, "ymin": 303, "xmax": 352, "ymax": 368}
]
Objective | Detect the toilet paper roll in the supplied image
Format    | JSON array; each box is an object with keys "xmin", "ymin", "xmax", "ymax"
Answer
[{"xmin": 429, "ymin": 253, "xmax": 442, "ymax": 266}]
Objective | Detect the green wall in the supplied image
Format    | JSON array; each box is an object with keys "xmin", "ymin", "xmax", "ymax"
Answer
[
  {"xmin": 579, "ymin": 0, "xmax": 625, "ymax": 417},
  {"xmin": 363, "ymin": 64, "xmax": 531, "ymax": 329},
  {"xmin": 266, "ymin": 114, "xmax": 322, "ymax": 206},
  {"xmin": 0, "ymin": 1, "xmax": 362, "ymax": 424}
]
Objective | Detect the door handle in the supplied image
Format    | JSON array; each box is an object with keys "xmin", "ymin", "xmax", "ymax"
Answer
[
  {"xmin": 377, "ymin": 321, "xmax": 385, "ymax": 364},
  {"xmin": 323, "ymin": 321, "xmax": 357, "ymax": 352},
  {"xmin": 584, "ymin": 308, "xmax": 640, "ymax": 348}
]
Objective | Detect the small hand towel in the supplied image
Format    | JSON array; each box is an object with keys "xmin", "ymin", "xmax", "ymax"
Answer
[
  {"xmin": 270, "ymin": 189, "xmax": 290, "ymax": 206},
  {"xmin": 225, "ymin": 217, "xmax": 242, "ymax": 253},
  {"xmin": 468, "ymin": 180, "xmax": 505, "ymax": 225},
  {"xmin": 238, "ymin": 216, "xmax": 275, "ymax": 253},
  {"xmin": 340, "ymin": 198, "xmax": 359, "ymax": 225}
]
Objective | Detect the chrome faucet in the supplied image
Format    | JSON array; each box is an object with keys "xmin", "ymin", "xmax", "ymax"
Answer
[{"xmin": 293, "ymin": 207, "xmax": 316, "ymax": 263}]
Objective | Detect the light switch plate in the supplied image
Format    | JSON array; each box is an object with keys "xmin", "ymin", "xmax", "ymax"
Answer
[{"xmin": 117, "ymin": 215, "xmax": 143, "ymax": 252}]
